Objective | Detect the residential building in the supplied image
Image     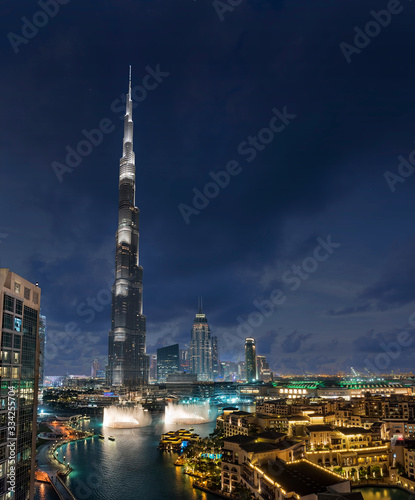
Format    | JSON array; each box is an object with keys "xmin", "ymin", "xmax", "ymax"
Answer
[{"xmin": 0, "ymin": 269, "xmax": 41, "ymax": 500}]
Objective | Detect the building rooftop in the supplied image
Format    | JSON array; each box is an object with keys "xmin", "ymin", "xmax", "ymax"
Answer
[
  {"xmin": 241, "ymin": 442, "xmax": 278, "ymax": 453},
  {"xmin": 223, "ymin": 435, "xmax": 256, "ymax": 445},
  {"xmin": 273, "ymin": 439, "xmax": 300, "ymax": 451},
  {"xmin": 335, "ymin": 427, "xmax": 372, "ymax": 436},
  {"xmin": 306, "ymin": 425, "xmax": 332, "ymax": 432},
  {"xmin": 263, "ymin": 459, "xmax": 346, "ymax": 496},
  {"xmin": 257, "ymin": 431, "xmax": 286, "ymax": 441},
  {"xmin": 287, "ymin": 415, "xmax": 310, "ymax": 422}
]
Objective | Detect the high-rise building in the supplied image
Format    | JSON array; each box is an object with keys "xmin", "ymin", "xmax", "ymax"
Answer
[
  {"xmin": 189, "ymin": 303, "xmax": 212, "ymax": 381},
  {"xmin": 221, "ymin": 361, "xmax": 238, "ymax": 381},
  {"xmin": 257, "ymin": 354, "xmax": 272, "ymax": 382},
  {"xmin": 108, "ymin": 68, "xmax": 149, "ymax": 388},
  {"xmin": 149, "ymin": 354, "xmax": 157, "ymax": 382},
  {"xmin": 157, "ymin": 344, "xmax": 180, "ymax": 383},
  {"xmin": 179, "ymin": 348, "xmax": 190, "ymax": 372},
  {"xmin": 212, "ymin": 335, "xmax": 219, "ymax": 380},
  {"xmin": 38, "ymin": 314, "xmax": 46, "ymax": 388},
  {"xmin": 91, "ymin": 358, "xmax": 100, "ymax": 378},
  {"xmin": 237, "ymin": 360, "xmax": 246, "ymax": 381},
  {"xmin": 245, "ymin": 337, "xmax": 257, "ymax": 382},
  {"xmin": 0, "ymin": 269, "xmax": 41, "ymax": 500}
]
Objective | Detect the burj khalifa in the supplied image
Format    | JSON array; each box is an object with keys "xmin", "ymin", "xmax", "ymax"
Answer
[{"xmin": 108, "ymin": 68, "xmax": 149, "ymax": 388}]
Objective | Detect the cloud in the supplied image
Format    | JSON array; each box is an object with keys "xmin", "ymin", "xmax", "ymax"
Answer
[
  {"xmin": 281, "ymin": 331, "xmax": 312, "ymax": 353},
  {"xmin": 326, "ymin": 239, "xmax": 415, "ymax": 317}
]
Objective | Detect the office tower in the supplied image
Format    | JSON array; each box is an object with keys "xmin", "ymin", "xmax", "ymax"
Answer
[
  {"xmin": 157, "ymin": 344, "xmax": 180, "ymax": 383},
  {"xmin": 212, "ymin": 335, "xmax": 219, "ymax": 380},
  {"xmin": 38, "ymin": 314, "xmax": 46, "ymax": 388},
  {"xmin": 237, "ymin": 360, "xmax": 246, "ymax": 381},
  {"xmin": 257, "ymin": 354, "xmax": 272, "ymax": 382},
  {"xmin": 0, "ymin": 269, "xmax": 41, "ymax": 500},
  {"xmin": 189, "ymin": 302, "xmax": 212, "ymax": 381},
  {"xmin": 221, "ymin": 361, "xmax": 238, "ymax": 381},
  {"xmin": 245, "ymin": 337, "xmax": 257, "ymax": 382},
  {"xmin": 108, "ymin": 68, "xmax": 149, "ymax": 388},
  {"xmin": 180, "ymin": 348, "xmax": 190, "ymax": 372},
  {"xmin": 91, "ymin": 359, "xmax": 100, "ymax": 378},
  {"xmin": 149, "ymin": 354, "xmax": 157, "ymax": 382}
]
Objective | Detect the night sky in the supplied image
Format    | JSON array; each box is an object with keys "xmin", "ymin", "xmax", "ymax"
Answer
[{"xmin": 1, "ymin": 0, "xmax": 415, "ymax": 376}]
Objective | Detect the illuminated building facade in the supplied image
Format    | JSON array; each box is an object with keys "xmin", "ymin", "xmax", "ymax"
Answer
[
  {"xmin": 108, "ymin": 68, "xmax": 149, "ymax": 388},
  {"xmin": 38, "ymin": 314, "xmax": 46, "ymax": 388},
  {"xmin": 0, "ymin": 269, "xmax": 41, "ymax": 500},
  {"xmin": 211, "ymin": 335, "xmax": 219, "ymax": 379},
  {"xmin": 189, "ymin": 304, "xmax": 212, "ymax": 381},
  {"xmin": 157, "ymin": 344, "xmax": 179, "ymax": 383},
  {"xmin": 245, "ymin": 337, "xmax": 257, "ymax": 382},
  {"xmin": 91, "ymin": 358, "xmax": 100, "ymax": 378}
]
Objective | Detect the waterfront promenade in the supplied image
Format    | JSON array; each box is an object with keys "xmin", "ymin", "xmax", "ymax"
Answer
[{"xmin": 37, "ymin": 419, "xmax": 93, "ymax": 500}]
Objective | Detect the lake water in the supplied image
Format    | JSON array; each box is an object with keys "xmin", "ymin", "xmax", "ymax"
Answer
[
  {"xmin": 354, "ymin": 486, "xmax": 413, "ymax": 499},
  {"xmin": 54, "ymin": 415, "xmax": 218, "ymax": 500}
]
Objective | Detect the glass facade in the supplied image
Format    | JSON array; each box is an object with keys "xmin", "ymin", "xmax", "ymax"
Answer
[
  {"xmin": 0, "ymin": 271, "xmax": 40, "ymax": 500},
  {"xmin": 157, "ymin": 344, "xmax": 179, "ymax": 383},
  {"xmin": 245, "ymin": 338, "xmax": 257, "ymax": 383},
  {"xmin": 189, "ymin": 308, "xmax": 213, "ymax": 381},
  {"xmin": 38, "ymin": 316, "xmax": 46, "ymax": 388}
]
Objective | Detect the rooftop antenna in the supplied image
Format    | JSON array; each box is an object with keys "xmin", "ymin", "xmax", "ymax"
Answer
[{"xmin": 129, "ymin": 65, "xmax": 132, "ymax": 95}]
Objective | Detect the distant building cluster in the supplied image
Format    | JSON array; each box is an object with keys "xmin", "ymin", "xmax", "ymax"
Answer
[{"xmin": 149, "ymin": 303, "xmax": 271, "ymax": 386}]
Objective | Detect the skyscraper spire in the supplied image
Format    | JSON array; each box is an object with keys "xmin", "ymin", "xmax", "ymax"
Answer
[
  {"xmin": 129, "ymin": 65, "xmax": 132, "ymax": 95},
  {"xmin": 108, "ymin": 68, "xmax": 149, "ymax": 388}
]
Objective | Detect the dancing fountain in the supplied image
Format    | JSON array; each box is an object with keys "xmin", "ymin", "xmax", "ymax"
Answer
[
  {"xmin": 103, "ymin": 405, "xmax": 151, "ymax": 428},
  {"xmin": 164, "ymin": 402, "xmax": 212, "ymax": 425}
]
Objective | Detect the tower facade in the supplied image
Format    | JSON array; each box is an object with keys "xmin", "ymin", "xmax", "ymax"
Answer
[
  {"xmin": 157, "ymin": 344, "xmax": 179, "ymax": 383},
  {"xmin": 211, "ymin": 335, "xmax": 219, "ymax": 380},
  {"xmin": 0, "ymin": 269, "xmax": 41, "ymax": 500},
  {"xmin": 108, "ymin": 68, "xmax": 149, "ymax": 388},
  {"xmin": 38, "ymin": 314, "xmax": 46, "ymax": 388},
  {"xmin": 189, "ymin": 303, "xmax": 212, "ymax": 381},
  {"xmin": 245, "ymin": 337, "xmax": 257, "ymax": 382}
]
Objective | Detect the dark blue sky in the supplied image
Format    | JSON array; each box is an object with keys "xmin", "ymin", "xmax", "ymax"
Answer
[{"xmin": 1, "ymin": 0, "xmax": 415, "ymax": 376}]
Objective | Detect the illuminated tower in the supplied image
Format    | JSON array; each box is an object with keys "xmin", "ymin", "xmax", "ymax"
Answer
[
  {"xmin": 108, "ymin": 67, "xmax": 149, "ymax": 388},
  {"xmin": 189, "ymin": 299, "xmax": 213, "ymax": 381},
  {"xmin": 0, "ymin": 269, "xmax": 41, "ymax": 500},
  {"xmin": 245, "ymin": 337, "xmax": 257, "ymax": 382}
]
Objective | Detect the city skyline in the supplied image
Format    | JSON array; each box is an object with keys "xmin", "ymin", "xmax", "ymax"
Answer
[{"xmin": 1, "ymin": 1, "xmax": 415, "ymax": 377}]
